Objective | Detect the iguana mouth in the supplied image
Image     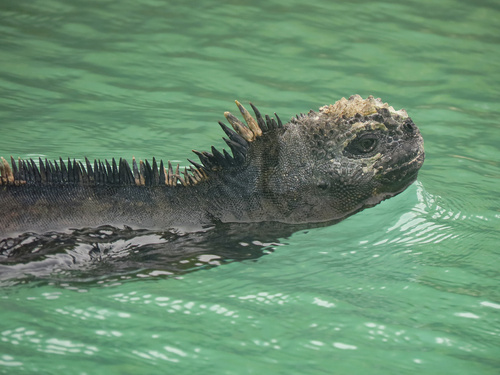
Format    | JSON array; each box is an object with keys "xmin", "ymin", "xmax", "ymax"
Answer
[
  {"xmin": 388, "ymin": 149, "xmax": 425, "ymax": 172},
  {"xmin": 377, "ymin": 149, "xmax": 424, "ymax": 193},
  {"xmin": 368, "ymin": 150, "xmax": 424, "ymax": 204}
]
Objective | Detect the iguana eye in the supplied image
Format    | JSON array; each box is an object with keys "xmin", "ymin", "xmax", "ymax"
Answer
[{"xmin": 345, "ymin": 135, "xmax": 378, "ymax": 154}]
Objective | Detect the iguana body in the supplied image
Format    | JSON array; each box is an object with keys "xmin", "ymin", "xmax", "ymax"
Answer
[{"xmin": 0, "ymin": 95, "xmax": 424, "ymax": 239}]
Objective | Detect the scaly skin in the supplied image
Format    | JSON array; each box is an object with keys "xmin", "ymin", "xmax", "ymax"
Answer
[{"xmin": 0, "ymin": 95, "xmax": 424, "ymax": 239}]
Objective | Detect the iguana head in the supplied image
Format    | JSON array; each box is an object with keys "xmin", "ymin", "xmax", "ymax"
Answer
[{"xmin": 219, "ymin": 95, "xmax": 424, "ymax": 224}]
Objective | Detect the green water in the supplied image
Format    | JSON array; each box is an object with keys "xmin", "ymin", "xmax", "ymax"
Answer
[{"xmin": 1, "ymin": 0, "xmax": 499, "ymax": 374}]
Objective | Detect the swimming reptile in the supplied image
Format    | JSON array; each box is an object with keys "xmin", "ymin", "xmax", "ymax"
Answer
[{"xmin": 0, "ymin": 95, "xmax": 424, "ymax": 239}]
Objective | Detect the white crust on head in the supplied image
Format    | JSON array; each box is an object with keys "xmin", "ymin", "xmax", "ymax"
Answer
[{"xmin": 320, "ymin": 95, "xmax": 408, "ymax": 118}]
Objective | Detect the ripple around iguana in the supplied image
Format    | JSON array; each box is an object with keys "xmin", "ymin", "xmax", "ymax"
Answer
[{"xmin": 0, "ymin": 95, "xmax": 424, "ymax": 279}]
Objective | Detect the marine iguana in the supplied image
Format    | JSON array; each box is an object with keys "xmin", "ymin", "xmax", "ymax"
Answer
[{"xmin": 0, "ymin": 95, "xmax": 424, "ymax": 240}]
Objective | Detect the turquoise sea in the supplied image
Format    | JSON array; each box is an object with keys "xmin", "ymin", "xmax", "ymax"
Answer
[{"xmin": 0, "ymin": 0, "xmax": 499, "ymax": 374}]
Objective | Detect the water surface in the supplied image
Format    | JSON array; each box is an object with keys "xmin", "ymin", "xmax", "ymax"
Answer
[{"xmin": 0, "ymin": 0, "xmax": 499, "ymax": 374}]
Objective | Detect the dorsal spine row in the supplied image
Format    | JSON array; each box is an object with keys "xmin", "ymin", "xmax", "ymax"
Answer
[
  {"xmin": 0, "ymin": 156, "xmax": 208, "ymax": 187},
  {"xmin": 0, "ymin": 102, "xmax": 283, "ymax": 188}
]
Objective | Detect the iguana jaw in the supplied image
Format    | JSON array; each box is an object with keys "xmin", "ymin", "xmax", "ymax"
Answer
[{"xmin": 374, "ymin": 147, "xmax": 424, "ymax": 194}]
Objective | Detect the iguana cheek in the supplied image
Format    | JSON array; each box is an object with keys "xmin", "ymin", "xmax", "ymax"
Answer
[{"xmin": 359, "ymin": 153, "xmax": 383, "ymax": 174}]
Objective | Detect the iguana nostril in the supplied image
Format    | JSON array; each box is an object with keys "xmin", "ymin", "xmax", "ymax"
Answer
[{"xmin": 403, "ymin": 119, "xmax": 416, "ymax": 133}]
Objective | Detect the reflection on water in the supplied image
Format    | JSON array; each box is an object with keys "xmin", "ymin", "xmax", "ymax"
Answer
[{"xmin": 0, "ymin": 223, "xmax": 291, "ymax": 285}]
